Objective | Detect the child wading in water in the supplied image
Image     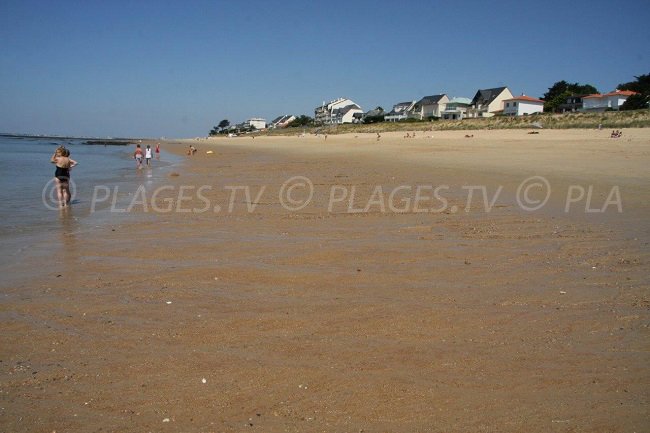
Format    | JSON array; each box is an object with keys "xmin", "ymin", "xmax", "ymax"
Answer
[
  {"xmin": 134, "ymin": 144, "xmax": 144, "ymax": 168},
  {"xmin": 145, "ymin": 144, "xmax": 153, "ymax": 166},
  {"xmin": 50, "ymin": 146, "xmax": 78, "ymax": 208}
]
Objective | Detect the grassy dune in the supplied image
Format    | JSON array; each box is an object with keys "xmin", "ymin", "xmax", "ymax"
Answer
[{"xmin": 266, "ymin": 109, "xmax": 650, "ymax": 135}]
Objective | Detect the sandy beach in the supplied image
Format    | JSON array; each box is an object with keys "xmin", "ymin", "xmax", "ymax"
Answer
[{"xmin": 1, "ymin": 128, "xmax": 649, "ymax": 432}]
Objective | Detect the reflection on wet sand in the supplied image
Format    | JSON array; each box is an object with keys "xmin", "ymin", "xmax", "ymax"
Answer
[{"xmin": 58, "ymin": 207, "xmax": 79, "ymax": 272}]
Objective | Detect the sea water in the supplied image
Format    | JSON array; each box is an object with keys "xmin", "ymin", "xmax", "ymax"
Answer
[{"xmin": 0, "ymin": 136, "xmax": 182, "ymax": 283}]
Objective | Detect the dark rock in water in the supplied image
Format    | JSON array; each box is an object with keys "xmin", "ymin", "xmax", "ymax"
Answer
[{"xmin": 83, "ymin": 140, "xmax": 131, "ymax": 146}]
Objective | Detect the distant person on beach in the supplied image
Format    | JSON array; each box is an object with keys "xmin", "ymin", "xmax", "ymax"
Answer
[
  {"xmin": 134, "ymin": 144, "xmax": 144, "ymax": 168},
  {"xmin": 155, "ymin": 143, "xmax": 160, "ymax": 160},
  {"xmin": 145, "ymin": 144, "xmax": 153, "ymax": 166},
  {"xmin": 187, "ymin": 145, "xmax": 197, "ymax": 155},
  {"xmin": 51, "ymin": 146, "xmax": 77, "ymax": 207}
]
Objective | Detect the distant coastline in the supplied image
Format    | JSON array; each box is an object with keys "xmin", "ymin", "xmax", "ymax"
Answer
[
  {"xmin": 0, "ymin": 133, "xmax": 149, "ymax": 146},
  {"xmin": 0, "ymin": 133, "xmax": 150, "ymax": 141}
]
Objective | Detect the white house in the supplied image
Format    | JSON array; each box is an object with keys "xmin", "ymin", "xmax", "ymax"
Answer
[
  {"xmin": 245, "ymin": 118, "xmax": 267, "ymax": 130},
  {"xmin": 503, "ymin": 95, "xmax": 544, "ymax": 116},
  {"xmin": 314, "ymin": 98, "xmax": 363, "ymax": 124},
  {"xmin": 384, "ymin": 101, "xmax": 416, "ymax": 122},
  {"xmin": 332, "ymin": 104, "xmax": 363, "ymax": 124},
  {"xmin": 441, "ymin": 97, "xmax": 471, "ymax": 120},
  {"xmin": 582, "ymin": 90, "xmax": 638, "ymax": 112},
  {"xmin": 466, "ymin": 87, "xmax": 513, "ymax": 118},
  {"xmin": 412, "ymin": 94, "xmax": 449, "ymax": 119}
]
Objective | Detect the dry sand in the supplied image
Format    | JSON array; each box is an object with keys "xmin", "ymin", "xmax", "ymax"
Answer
[{"xmin": 1, "ymin": 128, "xmax": 649, "ymax": 432}]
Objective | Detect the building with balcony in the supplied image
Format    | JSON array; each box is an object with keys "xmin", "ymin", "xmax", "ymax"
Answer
[
  {"xmin": 384, "ymin": 101, "xmax": 416, "ymax": 122},
  {"xmin": 314, "ymin": 98, "xmax": 363, "ymax": 124},
  {"xmin": 557, "ymin": 95, "xmax": 588, "ymax": 112},
  {"xmin": 441, "ymin": 97, "xmax": 471, "ymax": 120},
  {"xmin": 245, "ymin": 118, "xmax": 267, "ymax": 130}
]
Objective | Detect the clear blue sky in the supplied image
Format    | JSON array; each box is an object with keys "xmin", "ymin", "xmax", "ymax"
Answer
[{"xmin": 1, "ymin": 0, "xmax": 648, "ymax": 138}]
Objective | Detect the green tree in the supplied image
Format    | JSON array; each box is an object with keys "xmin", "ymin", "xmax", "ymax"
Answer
[
  {"xmin": 542, "ymin": 81, "xmax": 598, "ymax": 112},
  {"xmin": 620, "ymin": 93, "xmax": 649, "ymax": 110},
  {"xmin": 363, "ymin": 107, "xmax": 385, "ymax": 124},
  {"xmin": 209, "ymin": 119, "xmax": 232, "ymax": 136},
  {"xmin": 617, "ymin": 73, "xmax": 650, "ymax": 95},
  {"xmin": 618, "ymin": 73, "xmax": 650, "ymax": 110},
  {"xmin": 288, "ymin": 115, "xmax": 314, "ymax": 127}
]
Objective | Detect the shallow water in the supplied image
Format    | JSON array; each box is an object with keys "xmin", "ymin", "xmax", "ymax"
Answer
[{"xmin": 0, "ymin": 136, "xmax": 183, "ymax": 281}]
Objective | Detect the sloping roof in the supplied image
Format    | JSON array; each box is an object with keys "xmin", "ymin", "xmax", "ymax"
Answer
[
  {"xmin": 315, "ymin": 98, "xmax": 360, "ymax": 112},
  {"xmin": 505, "ymin": 95, "xmax": 544, "ymax": 103},
  {"xmin": 416, "ymin": 94, "xmax": 446, "ymax": 105},
  {"xmin": 471, "ymin": 87, "xmax": 508, "ymax": 106},
  {"xmin": 388, "ymin": 101, "xmax": 416, "ymax": 114},
  {"xmin": 332, "ymin": 104, "xmax": 362, "ymax": 116},
  {"xmin": 603, "ymin": 90, "xmax": 637, "ymax": 97},
  {"xmin": 584, "ymin": 90, "xmax": 638, "ymax": 99},
  {"xmin": 364, "ymin": 108, "xmax": 384, "ymax": 117},
  {"xmin": 271, "ymin": 115, "xmax": 294, "ymax": 125}
]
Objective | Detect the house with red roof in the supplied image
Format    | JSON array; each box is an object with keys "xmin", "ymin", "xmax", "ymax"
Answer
[
  {"xmin": 503, "ymin": 95, "xmax": 544, "ymax": 116},
  {"xmin": 582, "ymin": 90, "xmax": 638, "ymax": 112}
]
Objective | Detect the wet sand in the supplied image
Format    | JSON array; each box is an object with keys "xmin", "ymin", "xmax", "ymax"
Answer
[{"xmin": 1, "ymin": 129, "xmax": 649, "ymax": 432}]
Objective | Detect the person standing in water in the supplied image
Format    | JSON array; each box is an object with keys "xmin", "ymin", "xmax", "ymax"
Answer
[
  {"xmin": 61, "ymin": 148, "xmax": 77, "ymax": 204},
  {"xmin": 145, "ymin": 144, "xmax": 153, "ymax": 166},
  {"xmin": 51, "ymin": 146, "xmax": 78, "ymax": 208},
  {"xmin": 134, "ymin": 144, "xmax": 144, "ymax": 169},
  {"xmin": 155, "ymin": 143, "xmax": 160, "ymax": 160}
]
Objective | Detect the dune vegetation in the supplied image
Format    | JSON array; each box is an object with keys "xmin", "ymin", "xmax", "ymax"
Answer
[{"xmin": 265, "ymin": 109, "xmax": 650, "ymax": 135}]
